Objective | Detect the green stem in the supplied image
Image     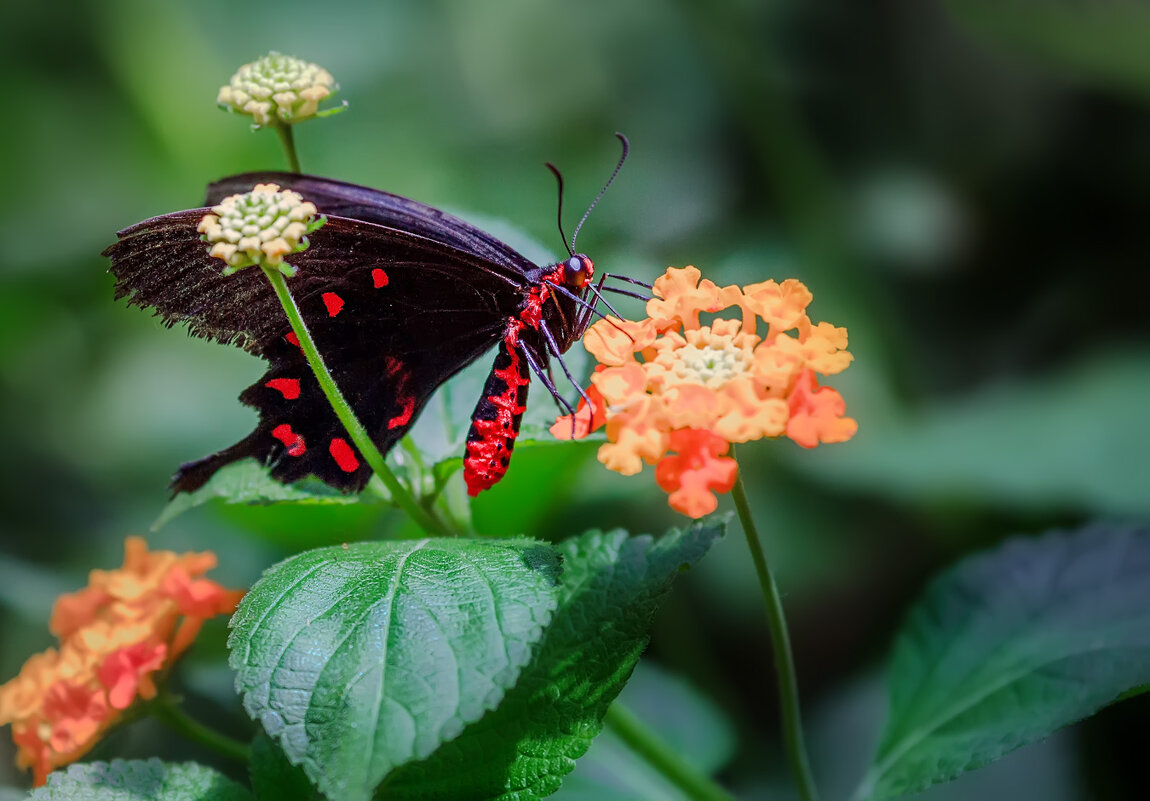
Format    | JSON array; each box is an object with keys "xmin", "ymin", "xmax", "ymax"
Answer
[
  {"xmin": 273, "ymin": 122, "xmax": 301, "ymax": 173},
  {"xmin": 730, "ymin": 451, "xmax": 819, "ymax": 801},
  {"xmin": 261, "ymin": 265, "xmax": 451, "ymax": 536},
  {"xmin": 603, "ymin": 702, "xmax": 736, "ymax": 801},
  {"xmin": 150, "ymin": 695, "xmax": 250, "ymax": 763}
]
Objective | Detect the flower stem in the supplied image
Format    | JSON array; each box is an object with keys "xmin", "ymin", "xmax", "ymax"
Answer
[
  {"xmin": 261, "ymin": 265, "xmax": 450, "ymax": 536},
  {"xmin": 150, "ymin": 695, "xmax": 250, "ymax": 763},
  {"xmin": 273, "ymin": 123, "xmax": 301, "ymax": 173},
  {"xmin": 730, "ymin": 452, "xmax": 819, "ymax": 801},
  {"xmin": 603, "ymin": 702, "xmax": 736, "ymax": 801}
]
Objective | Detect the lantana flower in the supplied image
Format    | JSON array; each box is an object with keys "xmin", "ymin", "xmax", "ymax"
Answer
[
  {"xmin": 0, "ymin": 538, "xmax": 244, "ymax": 785},
  {"xmin": 217, "ymin": 52, "xmax": 342, "ymax": 127},
  {"xmin": 552, "ymin": 266, "xmax": 857, "ymax": 518},
  {"xmin": 198, "ymin": 183, "xmax": 324, "ymax": 276}
]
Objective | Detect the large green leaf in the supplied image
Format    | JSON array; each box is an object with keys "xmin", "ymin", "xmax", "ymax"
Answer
[
  {"xmin": 228, "ymin": 539, "xmax": 562, "ymax": 801},
  {"xmin": 385, "ymin": 518, "xmax": 726, "ymax": 801},
  {"xmin": 28, "ymin": 760, "xmax": 251, "ymax": 801},
  {"xmin": 858, "ymin": 524, "xmax": 1150, "ymax": 799}
]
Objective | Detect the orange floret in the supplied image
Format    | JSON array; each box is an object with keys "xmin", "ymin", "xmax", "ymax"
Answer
[
  {"xmin": 0, "ymin": 537, "xmax": 244, "ymax": 785},
  {"xmin": 554, "ymin": 265, "xmax": 857, "ymax": 517}
]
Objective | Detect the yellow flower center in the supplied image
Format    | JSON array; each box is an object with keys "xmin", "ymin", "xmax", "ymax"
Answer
[{"xmin": 666, "ymin": 339, "xmax": 752, "ymax": 387}]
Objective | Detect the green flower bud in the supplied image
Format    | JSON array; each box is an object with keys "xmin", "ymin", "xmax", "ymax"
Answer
[
  {"xmin": 198, "ymin": 183, "xmax": 325, "ymax": 276},
  {"xmin": 217, "ymin": 52, "xmax": 339, "ymax": 127}
]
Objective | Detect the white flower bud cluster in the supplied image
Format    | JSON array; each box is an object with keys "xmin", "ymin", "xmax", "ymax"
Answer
[
  {"xmin": 217, "ymin": 52, "xmax": 335, "ymax": 127},
  {"xmin": 198, "ymin": 183, "xmax": 322, "ymax": 275}
]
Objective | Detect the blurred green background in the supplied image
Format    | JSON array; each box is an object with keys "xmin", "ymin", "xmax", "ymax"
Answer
[{"xmin": 1, "ymin": 0, "xmax": 1148, "ymax": 798}]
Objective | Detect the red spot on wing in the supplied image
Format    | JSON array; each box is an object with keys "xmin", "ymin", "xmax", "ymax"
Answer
[
  {"xmin": 322, "ymin": 292, "xmax": 345, "ymax": 317},
  {"xmin": 329, "ymin": 438, "xmax": 360, "ymax": 472},
  {"xmin": 286, "ymin": 332, "xmax": 301, "ymax": 348},
  {"xmin": 387, "ymin": 397, "xmax": 415, "ymax": 430},
  {"xmin": 372, "ymin": 268, "xmax": 389, "ymax": 288},
  {"xmin": 266, "ymin": 378, "xmax": 301, "ymax": 400},
  {"xmin": 384, "ymin": 356, "xmax": 416, "ymax": 430},
  {"xmin": 271, "ymin": 424, "xmax": 306, "ymax": 457}
]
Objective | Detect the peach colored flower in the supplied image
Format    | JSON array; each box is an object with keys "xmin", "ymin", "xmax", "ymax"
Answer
[
  {"xmin": 0, "ymin": 537, "xmax": 244, "ymax": 785},
  {"xmin": 553, "ymin": 266, "xmax": 857, "ymax": 517}
]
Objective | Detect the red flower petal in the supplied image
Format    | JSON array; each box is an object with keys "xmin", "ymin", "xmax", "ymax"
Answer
[
  {"xmin": 655, "ymin": 429, "xmax": 739, "ymax": 518},
  {"xmin": 97, "ymin": 641, "xmax": 167, "ymax": 710}
]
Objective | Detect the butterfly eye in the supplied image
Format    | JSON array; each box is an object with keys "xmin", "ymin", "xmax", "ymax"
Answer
[{"xmin": 564, "ymin": 255, "xmax": 593, "ymax": 288}]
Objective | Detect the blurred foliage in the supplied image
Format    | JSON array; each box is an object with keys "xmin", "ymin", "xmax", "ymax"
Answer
[{"xmin": 1, "ymin": 0, "xmax": 1147, "ymax": 797}]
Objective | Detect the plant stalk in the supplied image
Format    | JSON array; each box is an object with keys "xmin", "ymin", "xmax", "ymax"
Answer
[
  {"xmin": 604, "ymin": 702, "xmax": 736, "ymax": 801},
  {"xmin": 261, "ymin": 265, "xmax": 450, "ymax": 536},
  {"xmin": 730, "ymin": 452, "xmax": 819, "ymax": 801},
  {"xmin": 150, "ymin": 695, "xmax": 250, "ymax": 763},
  {"xmin": 273, "ymin": 122, "xmax": 301, "ymax": 173}
]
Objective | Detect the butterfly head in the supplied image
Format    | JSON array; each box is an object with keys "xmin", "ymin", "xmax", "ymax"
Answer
[{"xmin": 562, "ymin": 254, "xmax": 594, "ymax": 289}]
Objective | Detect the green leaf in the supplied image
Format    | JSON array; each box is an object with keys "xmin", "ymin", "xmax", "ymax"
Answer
[
  {"xmin": 249, "ymin": 733, "xmax": 316, "ymax": 801},
  {"xmin": 28, "ymin": 760, "xmax": 251, "ymax": 801},
  {"xmin": 228, "ymin": 539, "xmax": 562, "ymax": 801},
  {"xmin": 859, "ymin": 523, "xmax": 1150, "ymax": 799},
  {"xmin": 152, "ymin": 459, "xmax": 368, "ymax": 530},
  {"xmin": 552, "ymin": 661, "xmax": 736, "ymax": 800},
  {"xmin": 385, "ymin": 518, "xmax": 727, "ymax": 801}
]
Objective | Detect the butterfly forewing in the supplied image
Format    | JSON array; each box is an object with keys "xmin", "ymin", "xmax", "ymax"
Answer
[{"xmin": 205, "ymin": 172, "xmax": 537, "ymax": 279}]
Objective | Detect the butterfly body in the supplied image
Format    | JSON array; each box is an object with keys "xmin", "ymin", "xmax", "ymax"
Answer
[{"xmin": 105, "ymin": 172, "xmax": 596, "ymax": 496}]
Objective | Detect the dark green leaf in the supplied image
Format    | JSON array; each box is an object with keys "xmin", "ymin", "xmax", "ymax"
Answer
[
  {"xmin": 385, "ymin": 518, "xmax": 726, "ymax": 801},
  {"xmin": 249, "ymin": 732, "xmax": 316, "ymax": 801},
  {"xmin": 228, "ymin": 539, "xmax": 561, "ymax": 801},
  {"xmin": 859, "ymin": 524, "xmax": 1150, "ymax": 799},
  {"xmin": 28, "ymin": 760, "xmax": 251, "ymax": 801}
]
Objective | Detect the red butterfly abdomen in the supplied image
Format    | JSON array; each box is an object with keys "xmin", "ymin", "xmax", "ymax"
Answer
[{"xmin": 464, "ymin": 339, "xmax": 531, "ymax": 496}]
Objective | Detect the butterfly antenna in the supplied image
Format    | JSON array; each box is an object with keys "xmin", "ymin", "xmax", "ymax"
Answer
[
  {"xmin": 546, "ymin": 163, "xmax": 574, "ymax": 257},
  {"xmin": 605, "ymin": 273, "xmax": 653, "ymax": 290},
  {"xmin": 570, "ymin": 133, "xmax": 630, "ymax": 253},
  {"xmin": 600, "ymin": 285, "xmax": 653, "ymax": 302}
]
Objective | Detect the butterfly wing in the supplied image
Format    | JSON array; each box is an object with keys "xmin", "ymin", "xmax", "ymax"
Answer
[{"xmin": 105, "ymin": 211, "xmax": 523, "ymax": 492}]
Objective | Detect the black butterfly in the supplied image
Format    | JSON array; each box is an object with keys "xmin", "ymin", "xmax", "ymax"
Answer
[{"xmin": 104, "ymin": 137, "xmax": 637, "ymax": 497}]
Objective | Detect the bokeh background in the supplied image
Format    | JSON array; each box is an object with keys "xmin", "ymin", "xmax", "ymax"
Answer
[{"xmin": 1, "ymin": 0, "xmax": 1148, "ymax": 798}]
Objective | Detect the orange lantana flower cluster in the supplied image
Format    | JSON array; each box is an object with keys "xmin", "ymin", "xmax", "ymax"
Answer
[
  {"xmin": 0, "ymin": 538, "xmax": 244, "ymax": 785},
  {"xmin": 553, "ymin": 266, "xmax": 857, "ymax": 518}
]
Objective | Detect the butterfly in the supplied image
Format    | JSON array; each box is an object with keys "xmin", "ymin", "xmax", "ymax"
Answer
[{"xmin": 104, "ymin": 136, "xmax": 638, "ymax": 497}]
